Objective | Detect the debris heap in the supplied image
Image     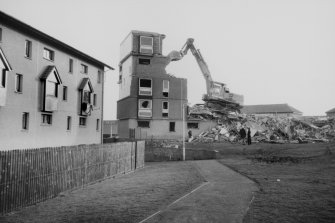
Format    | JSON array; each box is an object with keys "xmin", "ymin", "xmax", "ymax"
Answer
[{"xmin": 188, "ymin": 104, "xmax": 335, "ymax": 144}]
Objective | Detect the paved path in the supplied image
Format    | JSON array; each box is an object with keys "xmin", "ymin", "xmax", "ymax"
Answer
[{"xmin": 144, "ymin": 160, "xmax": 258, "ymax": 223}]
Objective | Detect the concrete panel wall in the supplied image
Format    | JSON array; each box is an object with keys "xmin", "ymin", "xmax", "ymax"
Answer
[{"xmin": 117, "ymin": 97, "xmax": 138, "ymax": 120}]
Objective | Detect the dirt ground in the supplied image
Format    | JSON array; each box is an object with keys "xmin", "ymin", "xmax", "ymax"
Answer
[
  {"xmin": 217, "ymin": 142, "xmax": 335, "ymax": 223},
  {"xmin": 0, "ymin": 162, "xmax": 205, "ymax": 223}
]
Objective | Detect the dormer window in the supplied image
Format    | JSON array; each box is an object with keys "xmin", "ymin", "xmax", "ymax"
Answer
[
  {"xmin": 78, "ymin": 78, "xmax": 94, "ymax": 116},
  {"xmin": 40, "ymin": 65, "xmax": 62, "ymax": 112}
]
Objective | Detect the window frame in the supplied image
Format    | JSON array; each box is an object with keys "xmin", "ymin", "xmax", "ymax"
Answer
[
  {"xmin": 169, "ymin": 122, "xmax": 176, "ymax": 132},
  {"xmin": 187, "ymin": 122, "xmax": 199, "ymax": 129},
  {"xmin": 163, "ymin": 80, "xmax": 169, "ymax": 97},
  {"xmin": 162, "ymin": 101, "xmax": 169, "ymax": 117},
  {"xmin": 43, "ymin": 48, "xmax": 55, "ymax": 61},
  {"xmin": 22, "ymin": 112, "xmax": 29, "ymax": 130},
  {"xmin": 63, "ymin": 86, "xmax": 68, "ymax": 101},
  {"xmin": 41, "ymin": 113, "xmax": 52, "ymax": 125},
  {"xmin": 137, "ymin": 120, "xmax": 150, "ymax": 128},
  {"xmin": 79, "ymin": 117, "xmax": 87, "ymax": 127},
  {"xmin": 93, "ymin": 93, "xmax": 97, "ymax": 106},
  {"xmin": 67, "ymin": 116, "xmax": 71, "ymax": 131},
  {"xmin": 81, "ymin": 64, "xmax": 88, "ymax": 74},
  {"xmin": 0, "ymin": 27, "xmax": 2, "ymax": 42},
  {"xmin": 139, "ymin": 36, "xmax": 153, "ymax": 54},
  {"xmin": 96, "ymin": 119, "xmax": 100, "ymax": 131},
  {"xmin": 15, "ymin": 74, "xmax": 23, "ymax": 93},
  {"xmin": 46, "ymin": 79, "xmax": 58, "ymax": 97},
  {"xmin": 139, "ymin": 58, "xmax": 150, "ymax": 65},
  {"xmin": 25, "ymin": 40, "xmax": 32, "ymax": 58},
  {"xmin": 139, "ymin": 78, "xmax": 152, "ymax": 96},
  {"xmin": 97, "ymin": 70, "xmax": 102, "ymax": 83},
  {"xmin": 69, "ymin": 58, "xmax": 73, "ymax": 73}
]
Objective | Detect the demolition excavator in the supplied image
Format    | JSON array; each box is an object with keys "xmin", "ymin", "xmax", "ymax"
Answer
[{"xmin": 168, "ymin": 38, "xmax": 244, "ymax": 112}]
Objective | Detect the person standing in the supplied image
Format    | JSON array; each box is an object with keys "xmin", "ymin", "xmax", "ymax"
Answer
[
  {"xmin": 239, "ymin": 127, "xmax": 246, "ymax": 144},
  {"xmin": 247, "ymin": 127, "xmax": 252, "ymax": 145}
]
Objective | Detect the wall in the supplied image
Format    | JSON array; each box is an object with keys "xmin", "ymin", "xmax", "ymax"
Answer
[
  {"xmin": 117, "ymin": 97, "xmax": 138, "ymax": 119},
  {"xmin": 0, "ymin": 22, "xmax": 104, "ymax": 150},
  {"xmin": 118, "ymin": 57, "xmax": 133, "ymax": 99}
]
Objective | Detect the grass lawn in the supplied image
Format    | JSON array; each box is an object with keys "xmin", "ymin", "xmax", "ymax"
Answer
[
  {"xmin": 217, "ymin": 142, "xmax": 335, "ymax": 223},
  {"xmin": 0, "ymin": 161, "xmax": 205, "ymax": 223}
]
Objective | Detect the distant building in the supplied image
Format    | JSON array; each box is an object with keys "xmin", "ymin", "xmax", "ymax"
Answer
[
  {"xmin": 241, "ymin": 104, "xmax": 302, "ymax": 117},
  {"xmin": 0, "ymin": 11, "xmax": 113, "ymax": 150},
  {"xmin": 326, "ymin": 107, "xmax": 335, "ymax": 118},
  {"xmin": 117, "ymin": 30, "xmax": 187, "ymax": 139},
  {"xmin": 103, "ymin": 120, "xmax": 118, "ymax": 138}
]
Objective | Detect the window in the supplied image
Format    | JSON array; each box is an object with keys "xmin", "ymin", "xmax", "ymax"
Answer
[
  {"xmin": 138, "ymin": 99, "xmax": 152, "ymax": 118},
  {"xmin": 22, "ymin": 112, "xmax": 29, "ymax": 130},
  {"xmin": 46, "ymin": 80, "xmax": 58, "ymax": 97},
  {"xmin": 97, "ymin": 70, "xmax": 102, "ymax": 83},
  {"xmin": 139, "ymin": 58, "xmax": 150, "ymax": 65},
  {"xmin": 25, "ymin": 40, "xmax": 32, "ymax": 58},
  {"xmin": 96, "ymin": 119, "xmax": 100, "ymax": 131},
  {"xmin": 139, "ymin": 78, "xmax": 152, "ymax": 95},
  {"xmin": 140, "ymin": 36, "xmax": 153, "ymax": 54},
  {"xmin": 41, "ymin": 114, "xmax": 52, "ymax": 125},
  {"xmin": 169, "ymin": 122, "xmax": 175, "ymax": 132},
  {"xmin": 79, "ymin": 117, "xmax": 86, "ymax": 126},
  {"xmin": 67, "ymin": 116, "xmax": 71, "ymax": 130},
  {"xmin": 1, "ymin": 69, "xmax": 6, "ymax": 88},
  {"xmin": 81, "ymin": 64, "xmax": 88, "ymax": 74},
  {"xmin": 93, "ymin": 94, "xmax": 97, "ymax": 106},
  {"xmin": 138, "ymin": 121, "xmax": 150, "ymax": 128},
  {"xmin": 163, "ymin": 80, "xmax": 169, "ymax": 97},
  {"xmin": 0, "ymin": 28, "xmax": 2, "ymax": 42},
  {"xmin": 187, "ymin": 122, "xmax": 199, "ymax": 129},
  {"xmin": 15, "ymin": 74, "xmax": 23, "ymax": 93},
  {"xmin": 69, "ymin": 59, "xmax": 73, "ymax": 73},
  {"xmin": 43, "ymin": 48, "xmax": 54, "ymax": 61},
  {"xmin": 63, "ymin": 86, "xmax": 67, "ymax": 101},
  {"xmin": 162, "ymin": 101, "xmax": 169, "ymax": 117}
]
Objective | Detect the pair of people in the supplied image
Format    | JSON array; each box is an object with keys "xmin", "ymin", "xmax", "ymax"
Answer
[{"xmin": 239, "ymin": 126, "xmax": 252, "ymax": 145}]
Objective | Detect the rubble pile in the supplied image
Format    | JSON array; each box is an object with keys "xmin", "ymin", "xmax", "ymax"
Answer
[{"xmin": 188, "ymin": 104, "xmax": 335, "ymax": 144}]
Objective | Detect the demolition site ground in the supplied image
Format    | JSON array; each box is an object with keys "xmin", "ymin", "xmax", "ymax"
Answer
[
  {"xmin": 1, "ymin": 142, "xmax": 334, "ymax": 222},
  {"xmin": 215, "ymin": 142, "xmax": 335, "ymax": 223}
]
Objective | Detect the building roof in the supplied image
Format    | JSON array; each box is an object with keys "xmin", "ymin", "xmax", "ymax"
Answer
[
  {"xmin": 326, "ymin": 107, "xmax": 335, "ymax": 114},
  {"xmin": 241, "ymin": 104, "xmax": 302, "ymax": 115},
  {"xmin": 0, "ymin": 10, "xmax": 114, "ymax": 70}
]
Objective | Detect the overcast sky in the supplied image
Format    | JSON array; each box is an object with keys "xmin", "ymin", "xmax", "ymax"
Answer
[{"xmin": 1, "ymin": 0, "xmax": 334, "ymax": 118}]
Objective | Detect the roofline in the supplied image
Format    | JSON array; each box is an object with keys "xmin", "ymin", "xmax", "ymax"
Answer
[{"xmin": 0, "ymin": 10, "xmax": 114, "ymax": 70}]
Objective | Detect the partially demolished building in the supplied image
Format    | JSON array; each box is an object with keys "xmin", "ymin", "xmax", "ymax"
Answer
[
  {"xmin": 117, "ymin": 31, "xmax": 187, "ymax": 139},
  {"xmin": 187, "ymin": 104, "xmax": 335, "ymax": 144}
]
